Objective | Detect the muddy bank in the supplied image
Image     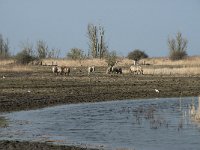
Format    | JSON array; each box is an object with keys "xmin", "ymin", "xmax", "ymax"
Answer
[
  {"xmin": 0, "ymin": 140, "xmax": 98, "ymax": 150},
  {"xmin": 0, "ymin": 69, "xmax": 200, "ymax": 112}
]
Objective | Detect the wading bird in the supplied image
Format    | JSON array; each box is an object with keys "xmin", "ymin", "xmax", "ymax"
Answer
[{"xmin": 155, "ymin": 89, "xmax": 159, "ymax": 93}]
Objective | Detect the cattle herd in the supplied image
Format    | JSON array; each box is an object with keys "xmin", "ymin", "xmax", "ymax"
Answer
[
  {"xmin": 52, "ymin": 66, "xmax": 70, "ymax": 76},
  {"xmin": 52, "ymin": 65, "xmax": 143, "ymax": 76}
]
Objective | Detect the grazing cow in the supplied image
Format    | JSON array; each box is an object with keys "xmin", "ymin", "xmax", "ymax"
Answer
[
  {"xmin": 52, "ymin": 66, "xmax": 58, "ymax": 75},
  {"xmin": 57, "ymin": 66, "xmax": 64, "ymax": 75},
  {"xmin": 106, "ymin": 66, "xmax": 113, "ymax": 74},
  {"xmin": 137, "ymin": 66, "xmax": 143, "ymax": 74},
  {"xmin": 130, "ymin": 65, "xmax": 143, "ymax": 75},
  {"xmin": 88, "ymin": 66, "xmax": 95, "ymax": 75},
  {"xmin": 63, "ymin": 66, "xmax": 70, "ymax": 76},
  {"xmin": 112, "ymin": 66, "xmax": 122, "ymax": 74}
]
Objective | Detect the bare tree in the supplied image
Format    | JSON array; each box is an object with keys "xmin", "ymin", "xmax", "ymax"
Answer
[
  {"xmin": 16, "ymin": 41, "xmax": 36, "ymax": 64},
  {"xmin": 36, "ymin": 40, "xmax": 48, "ymax": 59},
  {"xmin": 48, "ymin": 48, "xmax": 60, "ymax": 58},
  {"xmin": 0, "ymin": 34, "xmax": 10, "ymax": 58},
  {"xmin": 168, "ymin": 32, "xmax": 188, "ymax": 60},
  {"xmin": 87, "ymin": 24, "xmax": 98, "ymax": 58},
  {"xmin": 19, "ymin": 40, "xmax": 34, "ymax": 56},
  {"xmin": 87, "ymin": 24, "xmax": 108, "ymax": 58}
]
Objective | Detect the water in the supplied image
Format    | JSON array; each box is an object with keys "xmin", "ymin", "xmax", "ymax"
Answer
[{"xmin": 1, "ymin": 97, "xmax": 200, "ymax": 150}]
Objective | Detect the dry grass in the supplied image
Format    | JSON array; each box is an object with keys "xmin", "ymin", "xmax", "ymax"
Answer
[
  {"xmin": 42, "ymin": 58, "xmax": 134, "ymax": 67},
  {"xmin": 144, "ymin": 67, "xmax": 200, "ymax": 75},
  {"xmin": 140, "ymin": 56, "xmax": 200, "ymax": 67},
  {"xmin": 42, "ymin": 58, "xmax": 108, "ymax": 67},
  {"xmin": 0, "ymin": 56, "xmax": 200, "ymax": 75},
  {"xmin": 0, "ymin": 65, "xmax": 33, "ymax": 72},
  {"xmin": 0, "ymin": 59, "xmax": 14, "ymax": 66},
  {"xmin": 41, "ymin": 56, "xmax": 200, "ymax": 68}
]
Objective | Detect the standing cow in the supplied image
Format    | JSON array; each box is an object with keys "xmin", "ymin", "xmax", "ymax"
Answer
[
  {"xmin": 130, "ymin": 65, "xmax": 143, "ymax": 75},
  {"xmin": 52, "ymin": 66, "xmax": 70, "ymax": 76},
  {"xmin": 63, "ymin": 66, "xmax": 70, "ymax": 76},
  {"xmin": 52, "ymin": 66, "xmax": 58, "ymax": 75},
  {"xmin": 106, "ymin": 66, "xmax": 113, "ymax": 74},
  {"xmin": 112, "ymin": 66, "xmax": 122, "ymax": 74},
  {"xmin": 57, "ymin": 66, "xmax": 64, "ymax": 75},
  {"xmin": 88, "ymin": 66, "xmax": 95, "ymax": 75},
  {"xmin": 106, "ymin": 66, "xmax": 122, "ymax": 74}
]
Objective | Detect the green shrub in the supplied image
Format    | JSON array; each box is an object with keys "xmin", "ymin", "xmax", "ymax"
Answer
[{"xmin": 15, "ymin": 50, "xmax": 36, "ymax": 64}]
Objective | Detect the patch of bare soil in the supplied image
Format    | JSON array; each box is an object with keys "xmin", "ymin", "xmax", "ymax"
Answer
[
  {"xmin": 0, "ymin": 140, "xmax": 98, "ymax": 150},
  {"xmin": 0, "ymin": 68, "xmax": 200, "ymax": 112}
]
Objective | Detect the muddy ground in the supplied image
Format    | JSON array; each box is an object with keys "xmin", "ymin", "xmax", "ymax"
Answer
[
  {"xmin": 0, "ymin": 65, "xmax": 200, "ymax": 149},
  {"xmin": 0, "ymin": 66, "xmax": 200, "ymax": 112},
  {"xmin": 0, "ymin": 140, "xmax": 98, "ymax": 150}
]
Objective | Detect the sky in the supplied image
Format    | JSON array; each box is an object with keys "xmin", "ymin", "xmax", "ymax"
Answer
[{"xmin": 0, "ymin": 0, "xmax": 200, "ymax": 57}]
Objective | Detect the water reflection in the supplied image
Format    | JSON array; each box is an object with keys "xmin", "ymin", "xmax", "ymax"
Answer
[
  {"xmin": 189, "ymin": 96, "xmax": 200, "ymax": 122},
  {"xmin": 1, "ymin": 97, "xmax": 200, "ymax": 150},
  {"xmin": 0, "ymin": 116, "xmax": 8, "ymax": 128}
]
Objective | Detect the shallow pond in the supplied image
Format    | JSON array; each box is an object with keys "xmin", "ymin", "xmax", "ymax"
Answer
[{"xmin": 1, "ymin": 97, "xmax": 200, "ymax": 150}]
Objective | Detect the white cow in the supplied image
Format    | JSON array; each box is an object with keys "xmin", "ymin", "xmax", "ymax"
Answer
[
  {"xmin": 52, "ymin": 66, "xmax": 58, "ymax": 75},
  {"xmin": 88, "ymin": 66, "xmax": 95, "ymax": 75},
  {"xmin": 57, "ymin": 66, "xmax": 64, "ymax": 75},
  {"xmin": 130, "ymin": 65, "xmax": 143, "ymax": 75},
  {"xmin": 106, "ymin": 66, "xmax": 112, "ymax": 74},
  {"xmin": 63, "ymin": 66, "xmax": 70, "ymax": 76},
  {"xmin": 52, "ymin": 66, "xmax": 67, "ymax": 75}
]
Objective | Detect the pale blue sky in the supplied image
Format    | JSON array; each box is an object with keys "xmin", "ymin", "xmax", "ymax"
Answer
[{"xmin": 0, "ymin": 0, "xmax": 199, "ymax": 57}]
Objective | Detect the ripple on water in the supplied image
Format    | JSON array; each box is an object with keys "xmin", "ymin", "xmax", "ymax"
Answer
[{"xmin": 0, "ymin": 97, "xmax": 200, "ymax": 150}]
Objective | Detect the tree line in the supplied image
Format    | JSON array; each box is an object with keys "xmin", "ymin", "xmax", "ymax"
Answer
[{"xmin": 0, "ymin": 24, "xmax": 188, "ymax": 64}]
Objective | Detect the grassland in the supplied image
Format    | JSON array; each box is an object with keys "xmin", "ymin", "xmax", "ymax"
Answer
[{"xmin": 2, "ymin": 56, "xmax": 200, "ymax": 74}]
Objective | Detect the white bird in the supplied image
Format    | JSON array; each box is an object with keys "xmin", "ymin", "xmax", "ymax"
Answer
[
  {"xmin": 27, "ymin": 90, "xmax": 31, "ymax": 93},
  {"xmin": 2, "ymin": 76, "xmax": 5, "ymax": 79},
  {"xmin": 155, "ymin": 89, "xmax": 159, "ymax": 93}
]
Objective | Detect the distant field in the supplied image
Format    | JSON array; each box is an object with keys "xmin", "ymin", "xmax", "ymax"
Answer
[{"xmin": 1, "ymin": 56, "xmax": 200, "ymax": 75}]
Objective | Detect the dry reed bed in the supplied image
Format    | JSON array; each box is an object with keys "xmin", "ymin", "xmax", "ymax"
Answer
[
  {"xmin": 42, "ymin": 58, "xmax": 108, "ymax": 67},
  {"xmin": 144, "ymin": 67, "xmax": 200, "ymax": 75},
  {"xmin": 1, "ymin": 57, "xmax": 200, "ymax": 75},
  {"xmin": 142, "ymin": 56, "xmax": 200, "ymax": 67},
  {"xmin": 0, "ymin": 59, "xmax": 14, "ymax": 66},
  {"xmin": 42, "ymin": 57, "xmax": 200, "ymax": 67},
  {"xmin": 0, "ymin": 65, "xmax": 33, "ymax": 72}
]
